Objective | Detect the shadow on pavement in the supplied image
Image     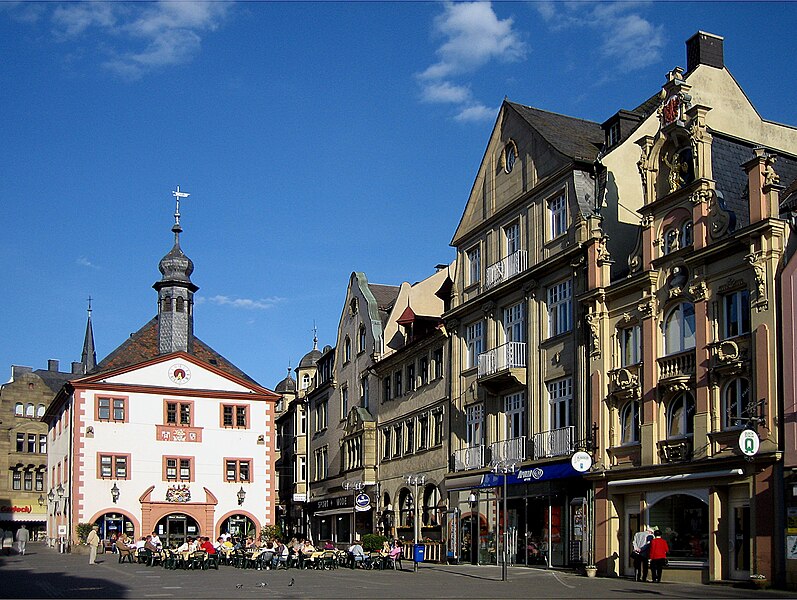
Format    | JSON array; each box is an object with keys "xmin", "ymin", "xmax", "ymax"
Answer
[{"xmin": 0, "ymin": 554, "xmax": 128, "ymax": 599}]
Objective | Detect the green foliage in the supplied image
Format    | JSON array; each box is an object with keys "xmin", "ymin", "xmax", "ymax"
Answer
[
  {"xmin": 75, "ymin": 523, "xmax": 94, "ymax": 544},
  {"xmin": 260, "ymin": 523, "xmax": 282, "ymax": 542},
  {"xmin": 362, "ymin": 534, "xmax": 387, "ymax": 552}
]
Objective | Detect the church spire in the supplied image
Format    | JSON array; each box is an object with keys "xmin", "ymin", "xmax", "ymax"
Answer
[
  {"xmin": 81, "ymin": 296, "xmax": 97, "ymax": 374},
  {"xmin": 154, "ymin": 186, "xmax": 198, "ymax": 355}
]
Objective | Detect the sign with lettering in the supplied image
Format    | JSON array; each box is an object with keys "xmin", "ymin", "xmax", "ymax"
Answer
[
  {"xmin": 739, "ymin": 429, "xmax": 760, "ymax": 457},
  {"xmin": 354, "ymin": 493, "xmax": 371, "ymax": 512},
  {"xmin": 156, "ymin": 425, "xmax": 203, "ymax": 443}
]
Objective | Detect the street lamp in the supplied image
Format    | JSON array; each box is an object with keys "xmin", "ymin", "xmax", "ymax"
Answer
[
  {"xmin": 468, "ymin": 491, "xmax": 478, "ymax": 565},
  {"xmin": 405, "ymin": 474, "xmax": 426, "ymax": 572},
  {"xmin": 56, "ymin": 483, "xmax": 64, "ymax": 498},
  {"xmin": 342, "ymin": 479, "xmax": 364, "ymax": 541},
  {"xmin": 47, "ymin": 489, "xmax": 55, "ymax": 503},
  {"xmin": 111, "ymin": 483, "xmax": 120, "ymax": 503},
  {"xmin": 237, "ymin": 486, "xmax": 246, "ymax": 506},
  {"xmin": 492, "ymin": 460, "xmax": 519, "ymax": 582}
]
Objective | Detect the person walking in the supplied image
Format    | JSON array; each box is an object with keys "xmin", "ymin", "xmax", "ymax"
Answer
[
  {"xmin": 15, "ymin": 525, "xmax": 30, "ymax": 555},
  {"xmin": 648, "ymin": 530, "xmax": 670, "ymax": 583},
  {"xmin": 87, "ymin": 525, "xmax": 101, "ymax": 565}
]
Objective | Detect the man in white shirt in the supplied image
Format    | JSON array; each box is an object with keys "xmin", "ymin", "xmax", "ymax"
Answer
[
  {"xmin": 632, "ymin": 526, "xmax": 653, "ymax": 582},
  {"xmin": 347, "ymin": 540, "xmax": 365, "ymax": 568}
]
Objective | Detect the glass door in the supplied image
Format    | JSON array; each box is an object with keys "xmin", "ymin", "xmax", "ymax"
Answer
[{"xmin": 729, "ymin": 504, "xmax": 750, "ymax": 580}]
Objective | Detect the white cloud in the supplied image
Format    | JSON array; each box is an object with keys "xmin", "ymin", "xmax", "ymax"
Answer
[
  {"xmin": 421, "ymin": 81, "xmax": 472, "ymax": 104},
  {"xmin": 13, "ymin": 1, "xmax": 230, "ymax": 78},
  {"xmin": 454, "ymin": 103, "xmax": 496, "ymax": 123},
  {"xmin": 203, "ymin": 294, "xmax": 285, "ymax": 310},
  {"xmin": 76, "ymin": 256, "xmax": 99, "ymax": 269},
  {"xmin": 534, "ymin": 1, "xmax": 664, "ymax": 71},
  {"xmin": 420, "ymin": 1, "xmax": 525, "ymax": 80},
  {"xmin": 417, "ymin": 2, "xmax": 524, "ymax": 123}
]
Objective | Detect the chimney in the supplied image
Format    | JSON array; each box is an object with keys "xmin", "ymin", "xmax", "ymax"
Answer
[
  {"xmin": 48, "ymin": 359, "xmax": 60, "ymax": 372},
  {"xmin": 686, "ymin": 31, "xmax": 724, "ymax": 73},
  {"xmin": 71, "ymin": 361, "xmax": 84, "ymax": 375}
]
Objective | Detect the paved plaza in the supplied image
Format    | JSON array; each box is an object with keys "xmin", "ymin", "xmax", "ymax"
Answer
[{"xmin": 0, "ymin": 544, "xmax": 792, "ymax": 599}]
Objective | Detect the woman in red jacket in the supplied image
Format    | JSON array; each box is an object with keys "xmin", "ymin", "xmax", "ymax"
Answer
[{"xmin": 648, "ymin": 530, "xmax": 669, "ymax": 583}]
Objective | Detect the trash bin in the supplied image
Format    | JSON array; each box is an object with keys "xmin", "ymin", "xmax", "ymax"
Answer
[{"xmin": 413, "ymin": 543, "xmax": 425, "ymax": 563}]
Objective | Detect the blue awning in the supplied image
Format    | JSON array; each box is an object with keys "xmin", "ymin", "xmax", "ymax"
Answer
[{"xmin": 481, "ymin": 461, "xmax": 581, "ymax": 487}]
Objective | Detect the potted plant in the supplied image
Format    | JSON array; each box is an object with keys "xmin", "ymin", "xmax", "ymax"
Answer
[
  {"xmin": 749, "ymin": 574, "xmax": 767, "ymax": 589},
  {"xmin": 585, "ymin": 565, "xmax": 598, "ymax": 577}
]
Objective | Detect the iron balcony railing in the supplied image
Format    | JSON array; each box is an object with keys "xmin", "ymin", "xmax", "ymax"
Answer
[
  {"xmin": 490, "ymin": 436, "xmax": 527, "ymax": 465},
  {"xmin": 532, "ymin": 426, "xmax": 575, "ymax": 459},
  {"xmin": 452, "ymin": 444, "xmax": 486, "ymax": 471},
  {"xmin": 485, "ymin": 250, "xmax": 528, "ymax": 289},
  {"xmin": 478, "ymin": 342, "xmax": 527, "ymax": 378}
]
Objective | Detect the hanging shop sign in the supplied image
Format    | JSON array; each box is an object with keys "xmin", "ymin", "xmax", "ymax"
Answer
[
  {"xmin": 354, "ymin": 493, "xmax": 371, "ymax": 512},
  {"xmin": 739, "ymin": 429, "xmax": 760, "ymax": 457}
]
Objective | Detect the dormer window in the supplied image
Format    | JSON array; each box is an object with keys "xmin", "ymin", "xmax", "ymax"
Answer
[{"xmin": 607, "ymin": 121, "xmax": 621, "ymax": 147}]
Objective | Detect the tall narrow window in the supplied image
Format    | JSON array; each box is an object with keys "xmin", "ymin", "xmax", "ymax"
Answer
[
  {"xmin": 723, "ymin": 290, "xmax": 750, "ymax": 338},
  {"xmin": 341, "ymin": 386, "xmax": 349, "ymax": 419},
  {"xmin": 664, "ymin": 302, "xmax": 696, "ymax": 354},
  {"xmin": 467, "ymin": 246, "xmax": 481, "ymax": 286},
  {"xmin": 361, "ymin": 376, "xmax": 370, "ymax": 409},
  {"xmin": 466, "ymin": 320, "xmax": 484, "ymax": 368},
  {"xmin": 547, "ymin": 280, "xmax": 572, "ymax": 337},
  {"xmin": 503, "ymin": 392, "xmax": 526, "ymax": 439},
  {"xmin": 505, "ymin": 222, "xmax": 520, "ymax": 256},
  {"xmin": 723, "ymin": 378, "xmax": 751, "ymax": 429},
  {"xmin": 503, "ymin": 302, "xmax": 526, "ymax": 343},
  {"xmin": 433, "ymin": 348, "xmax": 444, "ymax": 379},
  {"xmin": 383, "ymin": 377, "xmax": 392, "ymax": 401},
  {"xmin": 619, "ymin": 325, "xmax": 641, "ymax": 367},
  {"xmin": 344, "ymin": 337, "xmax": 351, "ymax": 363},
  {"xmin": 620, "ymin": 401, "xmax": 640, "ymax": 444},
  {"xmin": 359, "ymin": 325, "xmax": 367, "ymax": 353},
  {"xmin": 466, "ymin": 403, "xmax": 484, "ymax": 446},
  {"xmin": 406, "ymin": 363, "xmax": 416, "ymax": 392},
  {"xmin": 548, "ymin": 377, "xmax": 573, "ymax": 430},
  {"xmin": 432, "ymin": 409, "xmax": 444, "ymax": 446},
  {"xmin": 418, "ymin": 413, "xmax": 429, "ymax": 450},
  {"xmin": 394, "ymin": 371, "xmax": 402, "ymax": 397},
  {"xmin": 668, "ymin": 392, "xmax": 695, "ymax": 438},
  {"xmin": 235, "ymin": 405, "xmax": 248, "ymax": 427},
  {"xmin": 419, "ymin": 356, "xmax": 429, "ymax": 386},
  {"xmin": 549, "ymin": 193, "xmax": 567, "ymax": 238}
]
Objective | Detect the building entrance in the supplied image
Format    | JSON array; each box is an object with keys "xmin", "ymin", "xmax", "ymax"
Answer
[{"xmin": 155, "ymin": 513, "xmax": 200, "ymax": 547}]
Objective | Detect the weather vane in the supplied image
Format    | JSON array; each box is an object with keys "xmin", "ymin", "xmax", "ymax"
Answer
[{"xmin": 172, "ymin": 185, "xmax": 190, "ymax": 228}]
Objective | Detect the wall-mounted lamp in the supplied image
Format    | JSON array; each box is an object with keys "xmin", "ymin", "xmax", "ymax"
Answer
[
  {"xmin": 38, "ymin": 494, "xmax": 45, "ymax": 507},
  {"xmin": 47, "ymin": 489, "xmax": 55, "ymax": 503},
  {"xmin": 56, "ymin": 483, "xmax": 64, "ymax": 498},
  {"xmin": 237, "ymin": 486, "xmax": 246, "ymax": 506},
  {"xmin": 111, "ymin": 483, "xmax": 120, "ymax": 503}
]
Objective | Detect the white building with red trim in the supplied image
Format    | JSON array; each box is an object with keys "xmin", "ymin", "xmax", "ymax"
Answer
[{"xmin": 43, "ymin": 194, "xmax": 279, "ymax": 548}]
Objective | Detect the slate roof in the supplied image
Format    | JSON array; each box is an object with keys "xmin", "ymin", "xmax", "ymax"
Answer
[
  {"xmin": 33, "ymin": 369, "xmax": 77, "ymax": 394},
  {"xmin": 368, "ymin": 284, "xmax": 400, "ymax": 312},
  {"xmin": 712, "ymin": 134, "xmax": 797, "ymax": 230},
  {"xmin": 91, "ymin": 317, "xmax": 261, "ymax": 387},
  {"xmin": 505, "ymin": 101, "xmax": 604, "ymax": 163}
]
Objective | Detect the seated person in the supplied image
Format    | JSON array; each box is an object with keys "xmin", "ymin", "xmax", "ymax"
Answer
[
  {"xmin": 115, "ymin": 534, "xmax": 135, "ymax": 559},
  {"xmin": 150, "ymin": 532, "xmax": 162, "ymax": 548},
  {"xmin": 347, "ymin": 540, "xmax": 365, "ymax": 567},
  {"xmin": 134, "ymin": 536, "xmax": 147, "ymax": 551},
  {"xmin": 389, "ymin": 543, "xmax": 402, "ymax": 559},
  {"xmin": 144, "ymin": 535, "xmax": 161, "ymax": 555},
  {"xmin": 323, "ymin": 540, "xmax": 335, "ymax": 550},
  {"xmin": 200, "ymin": 537, "xmax": 216, "ymax": 555},
  {"xmin": 300, "ymin": 540, "xmax": 316, "ymax": 556},
  {"xmin": 272, "ymin": 540, "xmax": 289, "ymax": 568},
  {"xmin": 245, "ymin": 536, "xmax": 259, "ymax": 550}
]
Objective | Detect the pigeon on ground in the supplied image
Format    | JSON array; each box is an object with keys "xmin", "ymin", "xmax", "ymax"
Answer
[
  {"xmin": 235, "ymin": 584, "xmax": 243, "ymax": 589},
  {"xmin": 288, "ymin": 578, "xmax": 295, "ymax": 587},
  {"xmin": 256, "ymin": 582, "xmax": 267, "ymax": 587}
]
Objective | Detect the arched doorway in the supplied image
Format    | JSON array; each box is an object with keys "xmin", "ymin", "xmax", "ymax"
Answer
[
  {"xmin": 220, "ymin": 514, "xmax": 256, "ymax": 540},
  {"xmin": 155, "ymin": 513, "xmax": 200, "ymax": 547},
  {"xmin": 95, "ymin": 512, "xmax": 135, "ymax": 549}
]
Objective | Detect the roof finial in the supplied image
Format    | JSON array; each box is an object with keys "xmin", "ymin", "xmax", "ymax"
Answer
[
  {"xmin": 87, "ymin": 295, "xmax": 93, "ymax": 315},
  {"xmin": 312, "ymin": 321, "xmax": 318, "ymax": 350},
  {"xmin": 171, "ymin": 185, "xmax": 190, "ymax": 241}
]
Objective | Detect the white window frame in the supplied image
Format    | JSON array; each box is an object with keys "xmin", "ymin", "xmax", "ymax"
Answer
[
  {"xmin": 466, "ymin": 403, "xmax": 484, "ymax": 446},
  {"xmin": 549, "ymin": 193, "xmax": 567, "ymax": 239},
  {"xmin": 547, "ymin": 280, "xmax": 572, "ymax": 337},
  {"xmin": 667, "ymin": 392, "xmax": 695, "ymax": 438},
  {"xmin": 505, "ymin": 221, "xmax": 520, "ymax": 256},
  {"xmin": 722, "ymin": 378, "xmax": 751, "ymax": 429},
  {"xmin": 547, "ymin": 377, "xmax": 573, "ymax": 430},
  {"xmin": 465, "ymin": 320, "xmax": 485, "ymax": 369},
  {"xmin": 503, "ymin": 392, "xmax": 526, "ymax": 439},
  {"xmin": 503, "ymin": 302, "xmax": 525, "ymax": 343}
]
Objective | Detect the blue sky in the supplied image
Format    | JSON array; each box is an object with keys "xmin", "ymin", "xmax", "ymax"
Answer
[{"xmin": 2, "ymin": 1, "xmax": 796, "ymax": 390}]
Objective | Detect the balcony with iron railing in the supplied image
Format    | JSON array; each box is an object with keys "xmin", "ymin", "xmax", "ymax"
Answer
[
  {"xmin": 532, "ymin": 426, "xmax": 575, "ymax": 460},
  {"xmin": 485, "ymin": 250, "xmax": 528, "ymax": 289},
  {"xmin": 477, "ymin": 342, "xmax": 527, "ymax": 389},
  {"xmin": 452, "ymin": 444, "xmax": 486, "ymax": 472},
  {"xmin": 490, "ymin": 436, "xmax": 528, "ymax": 465}
]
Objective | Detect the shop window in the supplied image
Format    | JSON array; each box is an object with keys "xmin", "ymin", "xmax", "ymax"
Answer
[{"xmin": 648, "ymin": 494, "xmax": 708, "ymax": 562}]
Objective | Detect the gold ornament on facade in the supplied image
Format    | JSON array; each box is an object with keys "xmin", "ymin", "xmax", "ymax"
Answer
[
  {"xmin": 662, "ymin": 151, "xmax": 689, "ymax": 193},
  {"xmin": 764, "ymin": 154, "xmax": 780, "ymax": 187}
]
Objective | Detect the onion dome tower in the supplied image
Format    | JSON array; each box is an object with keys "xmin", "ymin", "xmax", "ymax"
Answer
[{"xmin": 153, "ymin": 186, "xmax": 198, "ymax": 355}]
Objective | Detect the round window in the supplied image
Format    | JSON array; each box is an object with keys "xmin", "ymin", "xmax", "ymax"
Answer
[{"xmin": 505, "ymin": 144, "xmax": 516, "ymax": 173}]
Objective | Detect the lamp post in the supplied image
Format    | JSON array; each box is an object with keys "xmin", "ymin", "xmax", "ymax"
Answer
[
  {"xmin": 56, "ymin": 483, "xmax": 66, "ymax": 553},
  {"xmin": 405, "ymin": 473, "xmax": 426, "ymax": 572},
  {"xmin": 492, "ymin": 460, "xmax": 519, "ymax": 582},
  {"xmin": 343, "ymin": 479, "xmax": 364, "ymax": 542},
  {"xmin": 468, "ymin": 491, "xmax": 478, "ymax": 565}
]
